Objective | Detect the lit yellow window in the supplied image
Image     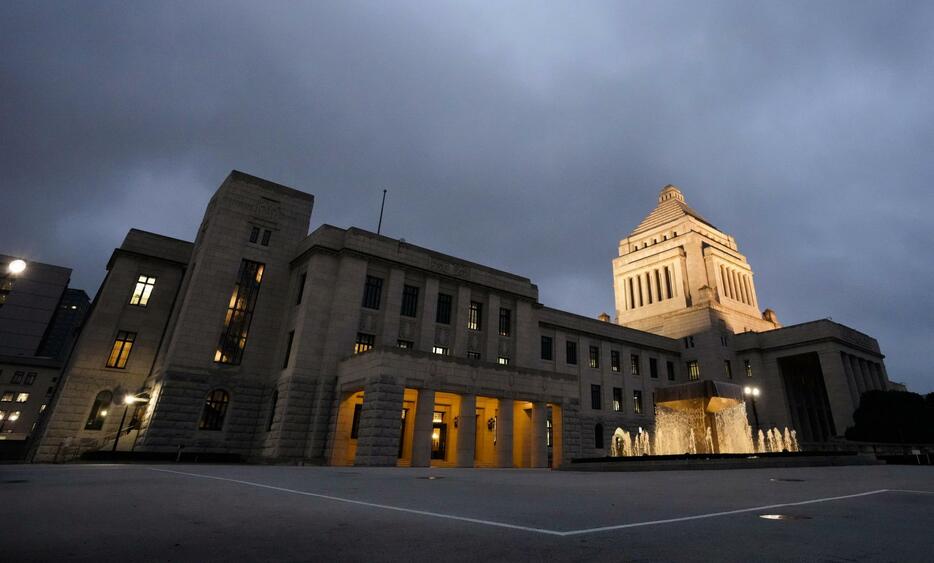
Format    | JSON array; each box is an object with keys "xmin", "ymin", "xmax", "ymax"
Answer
[
  {"xmin": 15, "ymin": 392, "xmax": 29, "ymax": 403},
  {"xmin": 106, "ymin": 331, "xmax": 136, "ymax": 368},
  {"xmin": 129, "ymin": 275, "xmax": 157, "ymax": 306}
]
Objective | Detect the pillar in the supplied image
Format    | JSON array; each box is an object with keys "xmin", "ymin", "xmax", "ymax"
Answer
[
  {"xmin": 354, "ymin": 376, "xmax": 404, "ymax": 467},
  {"xmin": 411, "ymin": 388, "xmax": 435, "ymax": 467},
  {"xmin": 495, "ymin": 398, "xmax": 513, "ymax": 468},
  {"xmin": 530, "ymin": 402, "xmax": 548, "ymax": 468},
  {"xmin": 456, "ymin": 394, "xmax": 476, "ymax": 467}
]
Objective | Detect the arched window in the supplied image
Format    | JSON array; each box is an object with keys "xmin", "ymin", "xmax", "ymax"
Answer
[
  {"xmin": 266, "ymin": 390, "xmax": 278, "ymax": 432},
  {"xmin": 199, "ymin": 389, "xmax": 230, "ymax": 431},
  {"xmin": 594, "ymin": 423, "xmax": 604, "ymax": 450},
  {"xmin": 85, "ymin": 390, "xmax": 113, "ymax": 430}
]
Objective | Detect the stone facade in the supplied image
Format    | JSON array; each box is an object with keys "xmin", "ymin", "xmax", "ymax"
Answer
[{"xmin": 34, "ymin": 173, "xmax": 891, "ymax": 465}]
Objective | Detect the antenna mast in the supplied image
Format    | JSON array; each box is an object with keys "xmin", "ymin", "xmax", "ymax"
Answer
[{"xmin": 377, "ymin": 189, "xmax": 387, "ymax": 235}]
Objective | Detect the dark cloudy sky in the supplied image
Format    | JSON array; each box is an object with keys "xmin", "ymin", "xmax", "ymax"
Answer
[{"xmin": 2, "ymin": 2, "xmax": 932, "ymax": 392}]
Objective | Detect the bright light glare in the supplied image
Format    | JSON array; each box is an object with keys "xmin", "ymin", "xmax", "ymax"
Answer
[
  {"xmin": 744, "ymin": 386, "xmax": 752, "ymax": 395},
  {"xmin": 7, "ymin": 259, "xmax": 26, "ymax": 274}
]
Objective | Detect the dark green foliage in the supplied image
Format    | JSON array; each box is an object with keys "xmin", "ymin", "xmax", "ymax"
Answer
[{"xmin": 845, "ymin": 390, "xmax": 934, "ymax": 443}]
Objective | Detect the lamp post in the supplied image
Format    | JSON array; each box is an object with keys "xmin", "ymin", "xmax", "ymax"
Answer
[
  {"xmin": 744, "ymin": 386, "xmax": 761, "ymax": 432},
  {"xmin": 1, "ymin": 259, "xmax": 27, "ymax": 306},
  {"xmin": 112, "ymin": 393, "xmax": 149, "ymax": 452}
]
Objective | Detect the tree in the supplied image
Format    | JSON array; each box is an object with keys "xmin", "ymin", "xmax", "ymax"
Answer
[{"xmin": 845, "ymin": 390, "xmax": 934, "ymax": 443}]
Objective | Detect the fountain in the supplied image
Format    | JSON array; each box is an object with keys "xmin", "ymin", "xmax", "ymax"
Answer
[{"xmin": 611, "ymin": 380, "xmax": 799, "ymax": 457}]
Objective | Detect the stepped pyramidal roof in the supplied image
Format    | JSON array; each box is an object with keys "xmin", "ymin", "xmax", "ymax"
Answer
[{"xmin": 629, "ymin": 185, "xmax": 717, "ymax": 236}]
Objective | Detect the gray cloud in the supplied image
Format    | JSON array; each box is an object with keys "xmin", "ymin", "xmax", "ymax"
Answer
[{"xmin": 2, "ymin": 1, "xmax": 932, "ymax": 392}]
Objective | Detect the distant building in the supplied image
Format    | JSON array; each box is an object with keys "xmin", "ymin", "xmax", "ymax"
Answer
[
  {"xmin": 34, "ymin": 172, "xmax": 891, "ymax": 465},
  {"xmin": 0, "ymin": 256, "xmax": 88, "ymax": 459}
]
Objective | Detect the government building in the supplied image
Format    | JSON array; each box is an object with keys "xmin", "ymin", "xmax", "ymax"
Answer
[{"xmin": 33, "ymin": 171, "xmax": 891, "ymax": 466}]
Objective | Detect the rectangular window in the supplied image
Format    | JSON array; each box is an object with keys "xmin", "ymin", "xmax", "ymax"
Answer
[
  {"xmin": 466, "ymin": 351, "xmax": 480, "ymax": 360},
  {"xmin": 630, "ymin": 354, "xmax": 640, "ymax": 376},
  {"xmin": 282, "ymin": 331, "xmax": 294, "ymax": 369},
  {"xmin": 589, "ymin": 346, "xmax": 600, "ymax": 369},
  {"xmin": 498, "ymin": 307, "xmax": 511, "ymax": 336},
  {"xmin": 666, "ymin": 361, "xmax": 676, "ymax": 381},
  {"xmin": 724, "ymin": 359, "xmax": 733, "ymax": 379},
  {"xmin": 649, "ymin": 358, "xmax": 659, "ymax": 379},
  {"xmin": 541, "ymin": 335, "xmax": 553, "ymax": 360},
  {"xmin": 744, "ymin": 359, "xmax": 753, "ymax": 377},
  {"xmin": 350, "ymin": 403, "xmax": 362, "ymax": 439},
  {"xmin": 362, "ymin": 276, "xmax": 383, "ymax": 309},
  {"xmin": 468, "ymin": 302, "xmax": 482, "ymax": 331},
  {"xmin": 684, "ymin": 335, "xmax": 695, "ymax": 348},
  {"xmin": 11, "ymin": 371, "xmax": 23, "ymax": 384},
  {"xmin": 497, "ymin": 356, "xmax": 510, "ymax": 365},
  {"xmin": 397, "ymin": 340, "xmax": 414, "ymax": 349},
  {"xmin": 436, "ymin": 293, "xmax": 452, "ymax": 324},
  {"xmin": 611, "ymin": 351, "xmax": 620, "ymax": 372},
  {"xmin": 432, "ymin": 346, "xmax": 448, "ymax": 356},
  {"xmin": 296, "ymin": 272, "xmax": 307, "ymax": 305},
  {"xmin": 354, "ymin": 333, "xmax": 375, "ymax": 354},
  {"xmin": 566, "ymin": 341, "xmax": 577, "ymax": 365},
  {"xmin": 24, "ymin": 372, "xmax": 36, "ymax": 385},
  {"xmin": 401, "ymin": 285, "xmax": 419, "ymax": 317},
  {"xmin": 215, "ymin": 260, "xmax": 264, "ymax": 365},
  {"xmin": 106, "ymin": 331, "xmax": 136, "ymax": 369},
  {"xmin": 591, "ymin": 384, "xmax": 602, "ymax": 410},
  {"xmin": 249, "ymin": 226, "xmax": 260, "ymax": 243},
  {"xmin": 15, "ymin": 392, "xmax": 28, "ymax": 403},
  {"xmin": 687, "ymin": 360, "xmax": 700, "ymax": 381},
  {"xmin": 261, "ymin": 229, "xmax": 272, "ymax": 246},
  {"xmin": 129, "ymin": 275, "xmax": 156, "ymax": 306},
  {"xmin": 613, "ymin": 387, "xmax": 622, "ymax": 412},
  {"xmin": 633, "ymin": 390, "xmax": 643, "ymax": 414},
  {"xmin": 0, "ymin": 392, "xmax": 12, "ymax": 402}
]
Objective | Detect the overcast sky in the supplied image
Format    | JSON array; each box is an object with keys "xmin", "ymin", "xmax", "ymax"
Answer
[{"xmin": 2, "ymin": 1, "xmax": 932, "ymax": 392}]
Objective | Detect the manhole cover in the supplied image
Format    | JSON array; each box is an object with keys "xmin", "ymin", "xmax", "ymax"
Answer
[
  {"xmin": 759, "ymin": 514, "xmax": 812, "ymax": 520},
  {"xmin": 417, "ymin": 476, "xmax": 443, "ymax": 480},
  {"xmin": 2, "ymin": 479, "xmax": 28, "ymax": 484},
  {"xmin": 770, "ymin": 478, "xmax": 805, "ymax": 482}
]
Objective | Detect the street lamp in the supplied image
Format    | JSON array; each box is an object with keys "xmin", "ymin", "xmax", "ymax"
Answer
[
  {"xmin": 112, "ymin": 393, "xmax": 150, "ymax": 452},
  {"xmin": 744, "ymin": 386, "xmax": 761, "ymax": 432},
  {"xmin": 7, "ymin": 259, "xmax": 26, "ymax": 275}
]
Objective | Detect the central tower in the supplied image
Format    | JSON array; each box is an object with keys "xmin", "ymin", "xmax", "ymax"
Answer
[{"xmin": 612, "ymin": 185, "xmax": 779, "ymax": 338}]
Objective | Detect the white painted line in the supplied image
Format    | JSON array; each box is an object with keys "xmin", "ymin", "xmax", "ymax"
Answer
[
  {"xmin": 147, "ymin": 468, "xmax": 930, "ymax": 537},
  {"xmin": 887, "ymin": 489, "xmax": 934, "ymax": 495}
]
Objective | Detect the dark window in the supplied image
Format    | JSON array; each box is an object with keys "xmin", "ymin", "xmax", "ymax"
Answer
[
  {"xmin": 282, "ymin": 331, "xmax": 294, "ymax": 369},
  {"xmin": 541, "ymin": 335, "xmax": 553, "ymax": 360},
  {"xmin": 649, "ymin": 358, "xmax": 659, "ymax": 379},
  {"xmin": 436, "ymin": 293, "xmax": 452, "ymax": 324},
  {"xmin": 633, "ymin": 390, "xmax": 643, "ymax": 414},
  {"xmin": 261, "ymin": 229, "xmax": 272, "ymax": 246},
  {"xmin": 362, "ymin": 276, "xmax": 383, "ymax": 309},
  {"xmin": 724, "ymin": 359, "xmax": 733, "ymax": 379},
  {"xmin": 687, "ymin": 360, "xmax": 700, "ymax": 381},
  {"xmin": 630, "ymin": 354, "xmax": 640, "ymax": 376},
  {"xmin": 744, "ymin": 359, "xmax": 753, "ymax": 377},
  {"xmin": 667, "ymin": 361, "xmax": 676, "ymax": 381},
  {"xmin": 24, "ymin": 372, "xmax": 37, "ymax": 385},
  {"xmin": 613, "ymin": 387, "xmax": 623, "ymax": 411},
  {"xmin": 684, "ymin": 335, "xmax": 695, "ymax": 348},
  {"xmin": 566, "ymin": 341, "xmax": 577, "ymax": 365},
  {"xmin": 296, "ymin": 272, "xmax": 307, "ymax": 305},
  {"xmin": 249, "ymin": 226, "xmax": 260, "ymax": 243},
  {"xmin": 354, "ymin": 333, "xmax": 375, "ymax": 354},
  {"xmin": 589, "ymin": 346, "xmax": 600, "ymax": 369},
  {"xmin": 84, "ymin": 390, "xmax": 112, "ymax": 430},
  {"xmin": 199, "ymin": 389, "xmax": 230, "ymax": 431},
  {"xmin": 11, "ymin": 371, "xmax": 24, "ymax": 384},
  {"xmin": 106, "ymin": 331, "xmax": 136, "ymax": 369},
  {"xmin": 591, "ymin": 384, "xmax": 601, "ymax": 409},
  {"xmin": 498, "ymin": 307, "xmax": 511, "ymax": 336},
  {"xmin": 215, "ymin": 260, "xmax": 265, "ymax": 365},
  {"xmin": 397, "ymin": 340, "xmax": 414, "ymax": 349},
  {"xmin": 350, "ymin": 403, "xmax": 362, "ymax": 439},
  {"xmin": 466, "ymin": 351, "xmax": 481, "ymax": 360},
  {"xmin": 401, "ymin": 285, "xmax": 419, "ymax": 317},
  {"xmin": 266, "ymin": 390, "xmax": 278, "ymax": 431},
  {"xmin": 720, "ymin": 334, "xmax": 729, "ymax": 347},
  {"xmin": 611, "ymin": 350, "xmax": 620, "ymax": 372},
  {"xmin": 468, "ymin": 302, "xmax": 482, "ymax": 331},
  {"xmin": 594, "ymin": 423, "xmax": 604, "ymax": 449}
]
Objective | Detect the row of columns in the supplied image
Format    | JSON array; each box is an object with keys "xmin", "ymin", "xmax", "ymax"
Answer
[
  {"xmin": 840, "ymin": 352, "xmax": 887, "ymax": 407},
  {"xmin": 719, "ymin": 264, "xmax": 754, "ymax": 307},
  {"xmin": 622, "ymin": 265, "xmax": 676, "ymax": 310}
]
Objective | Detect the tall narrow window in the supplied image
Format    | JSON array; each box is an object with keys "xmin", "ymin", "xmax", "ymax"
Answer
[
  {"xmin": 282, "ymin": 331, "xmax": 294, "ymax": 369},
  {"xmin": 361, "ymin": 276, "xmax": 383, "ymax": 309},
  {"xmin": 612, "ymin": 387, "xmax": 622, "ymax": 412},
  {"xmin": 724, "ymin": 360, "xmax": 733, "ymax": 379},
  {"xmin": 199, "ymin": 389, "xmax": 230, "ymax": 431},
  {"xmin": 594, "ymin": 424, "xmax": 604, "ymax": 449},
  {"xmin": 467, "ymin": 302, "xmax": 482, "ymax": 331},
  {"xmin": 687, "ymin": 360, "xmax": 700, "ymax": 381},
  {"xmin": 744, "ymin": 360, "xmax": 753, "ymax": 377},
  {"xmin": 566, "ymin": 341, "xmax": 577, "ymax": 365},
  {"xmin": 540, "ymin": 335, "xmax": 553, "ymax": 360},
  {"xmin": 249, "ymin": 226, "xmax": 260, "ymax": 243},
  {"xmin": 611, "ymin": 350, "xmax": 620, "ymax": 372},
  {"xmin": 24, "ymin": 372, "xmax": 36, "ymax": 385},
  {"xmin": 84, "ymin": 390, "xmax": 112, "ymax": 430},
  {"xmin": 295, "ymin": 272, "xmax": 307, "ymax": 305},
  {"xmin": 106, "ymin": 331, "xmax": 136, "ymax": 369},
  {"xmin": 590, "ymin": 384, "xmax": 602, "ymax": 410},
  {"xmin": 401, "ymin": 285, "xmax": 419, "ymax": 317},
  {"xmin": 436, "ymin": 293, "xmax": 452, "ymax": 324},
  {"xmin": 498, "ymin": 307, "xmax": 511, "ymax": 336},
  {"xmin": 589, "ymin": 346, "xmax": 600, "ymax": 369},
  {"xmin": 11, "ymin": 371, "xmax": 23, "ymax": 384},
  {"xmin": 633, "ymin": 390, "xmax": 643, "ymax": 415},
  {"xmin": 261, "ymin": 229, "xmax": 272, "ymax": 246},
  {"xmin": 667, "ymin": 360, "xmax": 676, "ymax": 381},
  {"xmin": 630, "ymin": 354, "xmax": 640, "ymax": 376},
  {"xmin": 215, "ymin": 260, "xmax": 264, "ymax": 365},
  {"xmin": 129, "ymin": 275, "xmax": 156, "ymax": 306},
  {"xmin": 266, "ymin": 390, "xmax": 278, "ymax": 431},
  {"xmin": 354, "ymin": 333, "xmax": 375, "ymax": 354},
  {"xmin": 649, "ymin": 358, "xmax": 658, "ymax": 379}
]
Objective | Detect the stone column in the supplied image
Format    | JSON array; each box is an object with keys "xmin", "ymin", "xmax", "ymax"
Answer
[
  {"xmin": 456, "ymin": 394, "xmax": 476, "ymax": 467},
  {"xmin": 380, "ymin": 268, "xmax": 406, "ymax": 345},
  {"xmin": 495, "ymin": 398, "xmax": 514, "ymax": 468},
  {"xmin": 411, "ymin": 388, "xmax": 435, "ymax": 467},
  {"xmin": 485, "ymin": 293, "xmax": 501, "ymax": 360},
  {"xmin": 418, "ymin": 278, "xmax": 439, "ymax": 352},
  {"xmin": 530, "ymin": 402, "xmax": 548, "ymax": 468},
  {"xmin": 453, "ymin": 286, "xmax": 472, "ymax": 355},
  {"xmin": 840, "ymin": 353, "xmax": 860, "ymax": 409},
  {"xmin": 817, "ymin": 351, "xmax": 856, "ymax": 436},
  {"xmin": 354, "ymin": 376, "xmax": 404, "ymax": 467},
  {"xmin": 514, "ymin": 300, "xmax": 535, "ymax": 366}
]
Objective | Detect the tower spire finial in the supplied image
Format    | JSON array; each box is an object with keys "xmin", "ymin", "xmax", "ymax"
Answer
[{"xmin": 659, "ymin": 184, "xmax": 685, "ymax": 204}]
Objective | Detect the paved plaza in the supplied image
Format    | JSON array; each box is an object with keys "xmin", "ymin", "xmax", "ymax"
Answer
[{"xmin": 3, "ymin": 463, "xmax": 932, "ymax": 561}]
